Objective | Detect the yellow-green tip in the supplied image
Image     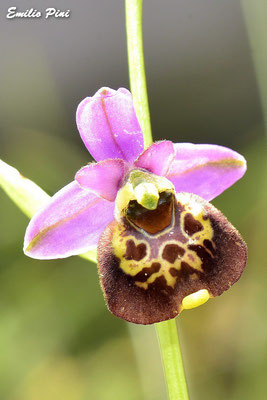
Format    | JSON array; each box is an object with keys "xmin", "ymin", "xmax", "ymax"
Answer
[
  {"xmin": 182, "ymin": 289, "xmax": 210, "ymax": 310},
  {"xmin": 134, "ymin": 182, "xmax": 159, "ymax": 210}
]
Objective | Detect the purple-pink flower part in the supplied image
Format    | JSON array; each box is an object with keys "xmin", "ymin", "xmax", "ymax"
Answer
[{"xmin": 76, "ymin": 87, "xmax": 144, "ymax": 162}]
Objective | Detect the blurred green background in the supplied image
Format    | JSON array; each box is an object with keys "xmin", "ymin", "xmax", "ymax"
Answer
[{"xmin": 0, "ymin": 1, "xmax": 266, "ymax": 399}]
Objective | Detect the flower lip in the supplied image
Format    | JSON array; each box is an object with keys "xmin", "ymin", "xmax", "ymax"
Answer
[{"xmin": 98, "ymin": 191, "xmax": 247, "ymax": 324}]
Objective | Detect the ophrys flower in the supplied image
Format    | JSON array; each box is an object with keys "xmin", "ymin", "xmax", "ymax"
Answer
[{"xmin": 24, "ymin": 87, "xmax": 247, "ymax": 324}]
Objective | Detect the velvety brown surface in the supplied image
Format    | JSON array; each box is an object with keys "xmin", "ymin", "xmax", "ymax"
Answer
[{"xmin": 98, "ymin": 193, "xmax": 247, "ymax": 325}]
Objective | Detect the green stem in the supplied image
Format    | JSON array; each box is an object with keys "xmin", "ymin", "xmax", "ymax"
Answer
[
  {"xmin": 125, "ymin": 1, "xmax": 189, "ymax": 399},
  {"xmin": 125, "ymin": 0, "xmax": 153, "ymax": 148},
  {"xmin": 156, "ymin": 320, "xmax": 189, "ymax": 400}
]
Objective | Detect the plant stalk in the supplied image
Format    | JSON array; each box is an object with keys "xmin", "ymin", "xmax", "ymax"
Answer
[
  {"xmin": 156, "ymin": 320, "xmax": 189, "ymax": 400},
  {"xmin": 125, "ymin": 0, "xmax": 153, "ymax": 148}
]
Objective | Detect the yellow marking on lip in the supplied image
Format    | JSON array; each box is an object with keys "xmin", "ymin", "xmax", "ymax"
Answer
[
  {"xmin": 112, "ymin": 225, "xmax": 179, "ymax": 289},
  {"xmin": 112, "ymin": 192, "xmax": 216, "ymax": 290},
  {"xmin": 182, "ymin": 289, "xmax": 210, "ymax": 309},
  {"xmin": 112, "ymin": 224, "xmax": 151, "ymax": 275},
  {"xmin": 158, "ymin": 240, "xmax": 202, "ymax": 273},
  {"xmin": 135, "ymin": 264, "xmax": 178, "ymax": 289}
]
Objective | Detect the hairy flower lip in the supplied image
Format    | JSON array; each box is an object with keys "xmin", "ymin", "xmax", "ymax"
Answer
[{"xmin": 97, "ymin": 191, "xmax": 247, "ymax": 324}]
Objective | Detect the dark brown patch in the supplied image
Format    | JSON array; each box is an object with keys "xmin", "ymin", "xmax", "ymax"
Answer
[
  {"xmin": 124, "ymin": 239, "xmax": 147, "ymax": 261},
  {"xmin": 180, "ymin": 261, "xmax": 195, "ymax": 274},
  {"xmin": 203, "ymin": 239, "xmax": 215, "ymax": 254},
  {"xmin": 169, "ymin": 267, "xmax": 179, "ymax": 277},
  {"xmin": 162, "ymin": 244, "xmax": 185, "ymax": 263},
  {"xmin": 134, "ymin": 262, "xmax": 161, "ymax": 282},
  {"xmin": 188, "ymin": 244, "xmax": 212, "ymax": 265},
  {"xmin": 126, "ymin": 191, "xmax": 173, "ymax": 234},
  {"xmin": 170, "ymin": 262, "xmax": 198, "ymax": 280},
  {"xmin": 149, "ymin": 275, "xmax": 170, "ymax": 291},
  {"xmin": 184, "ymin": 213, "xmax": 203, "ymax": 236}
]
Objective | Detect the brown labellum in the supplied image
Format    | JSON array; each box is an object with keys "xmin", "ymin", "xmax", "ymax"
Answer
[{"xmin": 97, "ymin": 192, "xmax": 247, "ymax": 325}]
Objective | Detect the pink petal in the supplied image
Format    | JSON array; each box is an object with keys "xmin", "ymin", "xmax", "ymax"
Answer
[
  {"xmin": 75, "ymin": 159, "xmax": 127, "ymax": 202},
  {"xmin": 134, "ymin": 141, "xmax": 175, "ymax": 176},
  {"xmin": 24, "ymin": 181, "xmax": 114, "ymax": 259},
  {"xmin": 166, "ymin": 143, "xmax": 247, "ymax": 201},
  {"xmin": 76, "ymin": 87, "xmax": 144, "ymax": 162}
]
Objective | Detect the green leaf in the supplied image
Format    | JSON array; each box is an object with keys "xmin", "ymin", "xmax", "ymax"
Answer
[{"xmin": 0, "ymin": 159, "xmax": 50, "ymax": 218}]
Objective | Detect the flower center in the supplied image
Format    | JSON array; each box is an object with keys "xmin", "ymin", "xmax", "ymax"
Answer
[
  {"xmin": 126, "ymin": 191, "xmax": 173, "ymax": 234},
  {"xmin": 114, "ymin": 168, "xmax": 175, "ymax": 223}
]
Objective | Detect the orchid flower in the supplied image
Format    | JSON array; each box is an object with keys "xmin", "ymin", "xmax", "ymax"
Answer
[{"xmin": 24, "ymin": 87, "xmax": 247, "ymax": 325}]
